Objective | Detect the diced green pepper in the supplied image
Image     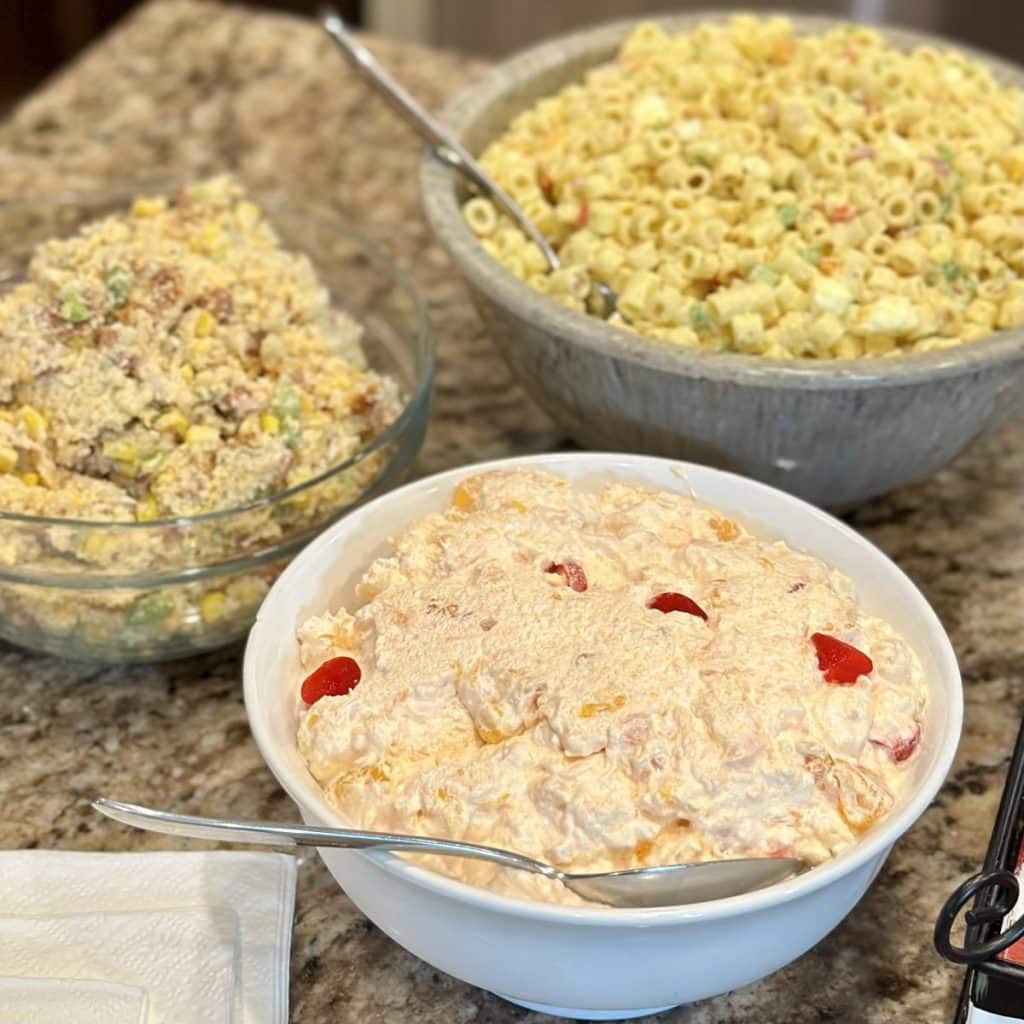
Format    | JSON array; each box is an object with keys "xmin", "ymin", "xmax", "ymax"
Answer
[
  {"xmin": 938, "ymin": 144, "xmax": 955, "ymax": 168},
  {"xmin": 748, "ymin": 265, "xmax": 779, "ymax": 286},
  {"xmin": 281, "ymin": 422, "xmax": 302, "ymax": 449},
  {"xmin": 939, "ymin": 195, "xmax": 954, "ymax": 220},
  {"xmin": 138, "ymin": 451, "xmax": 167, "ymax": 477},
  {"xmin": 105, "ymin": 266, "xmax": 133, "ymax": 307},
  {"xmin": 59, "ymin": 289, "xmax": 91, "ymax": 323},
  {"xmin": 802, "ymin": 247, "xmax": 822, "ymax": 265},
  {"xmin": 689, "ymin": 303, "xmax": 711, "ymax": 331},
  {"xmin": 779, "ymin": 205, "xmax": 799, "ymax": 228},
  {"xmin": 126, "ymin": 591, "xmax": 174, "ymax": 626},
  {"xmin": 939, "ymin": 260, "xmax": 962, "ymax": 284},
  {"xmin": 272, "ymin": 380, "xmax": 302, "ymax": 421}
]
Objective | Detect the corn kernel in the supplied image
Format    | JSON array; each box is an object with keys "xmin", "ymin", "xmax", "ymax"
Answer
[
  {"xmin": 102, "ymin": 438, "xmax": 139, "ymax": 462},
  {"xmin": 199, "ymin": 591, "xmax": 228, "ymax": 622},
  {"xmin": 185, "ymin": 424, "xmax": 219, "ymax": 445},
  {"xmin": 190, "ymin": 222, "xmax": 223, "ymax": 253},
  {"xmin": 260, "ymin": 413, "xmax": 280, "ymax": 435},
  {"xmin": 180, "ymin": 364, "xmax": 195, "ymax": 383},
  {"xmin": 136, "ymin": 496, "xmax": 160, "ymax": 522},
  {"xmin": 16, "ymin": 405, "xmax": 47, "ymax": 442},
  {"xmin": 19, "ymin": 472, "xmax": 39, "ymax": 487},
  {"xmin": 154, "ymin": 410, "xmax": 189, "ymax": 437},
  {"xmin": 131, "ymin": 196, "xmax": 167, "ymax": 218},
  {"xmin": 82, "ymin": 533, "xmax": 112, "ymax": 559},
  {"xmin": 0, "ymin": 447, "xmax": 18, "ymax": 473},
  {"xmin": 194, "ymin": 309, "xmax": 216, "ymax": 338}
]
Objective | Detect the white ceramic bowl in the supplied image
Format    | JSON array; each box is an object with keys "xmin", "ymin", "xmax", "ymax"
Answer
[{"xmin": 243, "ymin": 453, "xmax": 962, "ymax": 1020}]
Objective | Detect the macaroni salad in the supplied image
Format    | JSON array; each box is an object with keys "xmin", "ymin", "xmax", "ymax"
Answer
[{"xmin": 462, "ymin": 18, "xmax": 1024, "ymax": 358}]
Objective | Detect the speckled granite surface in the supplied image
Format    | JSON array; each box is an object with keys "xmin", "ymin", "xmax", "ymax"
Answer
[{"xmin": 0, "ymin": 3, "xmax": 1021, "ymax": 1021}]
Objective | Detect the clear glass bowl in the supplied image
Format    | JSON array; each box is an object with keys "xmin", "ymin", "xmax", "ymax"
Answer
[{"xmin": 0, "ymin": 192, "xmax": 434, "ymax": 662}]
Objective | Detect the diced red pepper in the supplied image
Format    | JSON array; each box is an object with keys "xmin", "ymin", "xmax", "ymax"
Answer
[
  {"xmin": 811, "ymin": 632, "xmax": 873, "ymax": 685},
  {"xmin": 828, "ymin": 204, "xmax": 856, "ymax": 223},
  {"xmin": 575, "ymin": 201, "xmax": 591, "ymax": 228},
  {"xmin": 301, "ymin": 656, "xmax": 362, "ymax": 705},
  {"xmin": 546, "ymin": 560, "xmax": 588, "ymax": 592},
  {"xmin": 819, "ymin": 257, "xmax": 840, "ymax": 275},
  {"xmin": 648, "ymin": 591, "xmax": 708, "ymax": 620}
]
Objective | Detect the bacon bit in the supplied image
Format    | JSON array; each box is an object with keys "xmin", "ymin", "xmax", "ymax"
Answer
[
  {"xmin": 150, "ymin": 268, "xmax": 182, "ymax": 308},
  {"xmin": 819, "ymin": 256, "xmax": 840, "ymax": 275},
  {"xmin": 788, "ymin": 581, "xmax": 806, "ymax": 593},
  {"xmin": 537, "ymin": 170, "xmax": 556, "ymax": 204},
  {"xmin": 873, "ymin": 726, "xmax": 921, "ymax": 763},
  {"xmin": 575, "ymin": 201, "xmax": 591, "ymax": 228},
  {"xmin": 545, "ymin": 559, "xmax": 588, "ymax": 592},
  {"xmin": 811, "ymin": 633, "xmax": 873, "ymax": 685},
  {"xmin": 926, "ymin": 156, "xmax": 952, "ymax": 176},
  {"xmin": 351, "ymin": 391, "xmax": 377, "ymax": 416},
  {"xmin": 300, "ymin": 656, "xmax": 362, "ymax": 705},
  {"xmin": 198, "ymin": 287, "xmax": 234, "ymax": 322},
  {"xmin": 648, "ymin": 592, "xmax": 708, "ymax": 620},
  {"xmin": 828, "ymin": 204, "xmax": 856, "ymax": 224}
]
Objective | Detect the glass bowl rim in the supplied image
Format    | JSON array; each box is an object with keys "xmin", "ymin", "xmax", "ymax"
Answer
[{"xmin": 0, "ymin": 189, "xmax": 436, "ymax": 531}]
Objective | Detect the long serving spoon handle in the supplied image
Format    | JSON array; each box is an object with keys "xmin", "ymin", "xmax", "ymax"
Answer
[
  {"xmin": 318, "ymin": 5, "xmax": 560, "ymax": 269},
  {"xmin": 92, "ymin": 798, "xmax": 556, "ymax": 879}
]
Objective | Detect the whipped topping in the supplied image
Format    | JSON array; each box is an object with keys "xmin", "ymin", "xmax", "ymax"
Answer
[{"xmin": 297, "ymin": 469, "xmax": 927, "ymax": 904}]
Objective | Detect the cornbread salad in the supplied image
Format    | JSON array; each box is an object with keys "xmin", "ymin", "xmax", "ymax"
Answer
[
  {"xmin": 0, "ymin": 176, "xmax": 400, "ymax": 650},
  {"xmin": 297, "ymin": 470, "xmax": 927, "ymax": 904},
  {"xmin": 462, "ymin": 18, "xmax": 1024, "ymax": 358}
]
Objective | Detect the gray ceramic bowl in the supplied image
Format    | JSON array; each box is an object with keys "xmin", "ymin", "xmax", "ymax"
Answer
[{"xmin": 420, "ymin": 13, "xmax": 1024, "ymax": 509}]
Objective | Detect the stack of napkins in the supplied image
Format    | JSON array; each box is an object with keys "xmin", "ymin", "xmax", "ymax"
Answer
[{"xmin": 0, "ymin": 850, "xmax": 297, "ymax": 1024}]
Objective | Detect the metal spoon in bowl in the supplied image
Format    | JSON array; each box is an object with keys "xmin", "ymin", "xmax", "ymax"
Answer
[
  {"xmin": 318, "ymin": 6, "xmax": 620, "ymax": 319},
  {"xmin": 93, "ymin": 798, "xmax": 806, "ymax": 908}
]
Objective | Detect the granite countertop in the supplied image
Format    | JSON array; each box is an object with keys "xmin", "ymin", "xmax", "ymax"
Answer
[{"xmin": 0, "ymin": 3, "xmax": 1021, "ymax": 1021}]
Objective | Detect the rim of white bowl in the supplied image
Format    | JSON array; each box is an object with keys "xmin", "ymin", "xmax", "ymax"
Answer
[
  {"xmin": 244, "ymin": 451, "xmax": 963, "ymax": 925},
  {"xmin": 418, "ymin": 12, "xmax": 1024, "ymax": 389}
]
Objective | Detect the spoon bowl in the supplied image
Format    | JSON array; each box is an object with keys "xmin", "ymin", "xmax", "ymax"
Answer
[
  {"xmin": 93, "ymin": 798, "xmax": 806, "ymax": 908},
  {"xmin": 320, "ymin": 6, "xmax": 621, "ymax": 319}
]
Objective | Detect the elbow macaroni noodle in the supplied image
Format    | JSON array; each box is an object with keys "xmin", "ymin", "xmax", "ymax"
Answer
[{"xmin": 461, "ymin": 17, "xmax": 1024, "ymax": 359}]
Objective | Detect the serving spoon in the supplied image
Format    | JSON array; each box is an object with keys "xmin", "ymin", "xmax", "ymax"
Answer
[
  {"xmin": 94, "ymin": 798, "xmax": 806, "ymax": 908},
  {"xmin": 318, "ymin": 6, "xmax": 620, "ymax": 319}
]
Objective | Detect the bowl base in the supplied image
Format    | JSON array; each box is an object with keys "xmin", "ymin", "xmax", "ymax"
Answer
[{"xmin": 495, "ymin": 994, "xmax": 679, "ymax": 1020}]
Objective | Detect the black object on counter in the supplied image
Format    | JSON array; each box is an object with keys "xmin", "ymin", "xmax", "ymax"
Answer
[{"xmin": 936, "ymin": 717, "xmax": 1024, "ymax": 1021}]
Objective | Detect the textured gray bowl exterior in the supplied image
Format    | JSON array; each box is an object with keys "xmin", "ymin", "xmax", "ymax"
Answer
[{"xmin": 419, "ymin": 12, "xmax": 1024, "ymax": 508}]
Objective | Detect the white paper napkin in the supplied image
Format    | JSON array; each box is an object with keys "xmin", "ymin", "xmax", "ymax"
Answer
[
  {"xmin": 0, "ymin": 976, "xmax": 148, "ymax": 1024},
  {"xmin": 0, "ymin": 908, "xmax": 236, "ymax": 1024},
  {"xmin": 0, "ymin": 851, "xmax": 297, "ymax": 1024}
]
